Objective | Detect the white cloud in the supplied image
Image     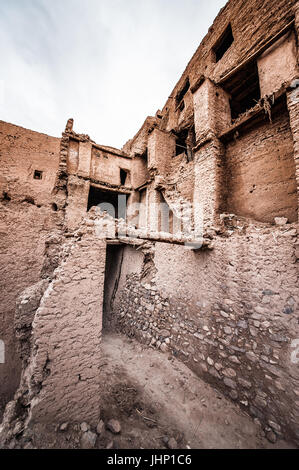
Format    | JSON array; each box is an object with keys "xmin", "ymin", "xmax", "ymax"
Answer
[{"xmin": 0, "ymin": 0, "xmax": 227, "ymax": 148}]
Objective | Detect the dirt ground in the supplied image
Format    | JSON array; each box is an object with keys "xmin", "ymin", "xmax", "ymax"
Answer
[
  {"xmin": 4, "ymin": 332, "xmax": 296, "ymax": 449},
  {"xmin": 98, "ymin": 333, "xmax": 295, "ymax": 449}
]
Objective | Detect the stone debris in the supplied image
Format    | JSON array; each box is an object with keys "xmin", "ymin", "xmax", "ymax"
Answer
[
  {"xmin": 96, "ymin": 420, "xmax": 105, "ymax": 436},
  {"xmin": 106, "ymin": 419, "xmax": 121, "ymax": 435},
  {"xmin": 80, "ymin": 430, "xmax": 97, "ymax": 449},
  {"xmin": 266, "ymin": 431, "xmax": 277, "ymax": 444},
  {"xmin": 60, "ymin": 422, "xmax": 69, "ymax": 432},
  {"xmin": 106, "ymin": 440, "xmax": 114, "ymax": 449},
  {"xmin": 80, "ymin": 422, "xmax": 90, "ymax": 433},
  {"xmin": 167, "ymin": 437, "xmax": 178, "ymax": 449},
  {"xmin": 274, "ymin": 217, "xmax": 288, "ymax": 226}
]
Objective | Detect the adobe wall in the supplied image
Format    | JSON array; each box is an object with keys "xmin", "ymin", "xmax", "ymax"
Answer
[
  {"xmin": 107, "ymin": 222, "xmax": 299, "ymax": 444},
  {"xmin": 66, "ymin": 136, "xmax": 132, "ymax": 187},
  {"xmin": 0, "ymin": 0, "xmax": 298, "ymax": 449},
  {"xmin": 224, "ymin": 100, "xmax": 298, "ymax": 223},
  {"xmin": 65, "ymin": 135, "xmax": 133, "ymax": 231},
  {"xmin": 28, "ymin": 232, "xmax": 106, "ymax": 426},
  {"xmin": 131, "ymin": 155, "xmax": 149, "ymax": 189},
  {"xmin": 161, "ymin": 0, "xmax": 295, "ymax": 133},
  {"xmin": 0, "ymin": 226, "xmax": 106, "ymax": 442},
  {"xmin": 0, "ymin": 121, "xmax": 60, "ymax": 205},
  {"xmin": 91, "ymin": 147, "xmax": 132, "ymax": 186},
  {"xmin": 257, "ymin": 31, "xmax": 298, "ymax": 97},
  {"xmin": 0, "ymin": 121, "xmax": 61, "ymax": 418}
]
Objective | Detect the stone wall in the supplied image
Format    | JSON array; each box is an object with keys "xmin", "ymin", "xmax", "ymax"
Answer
[{"xmin": 107, "ymin": 222, "xmax": 299, "ymax": 444}]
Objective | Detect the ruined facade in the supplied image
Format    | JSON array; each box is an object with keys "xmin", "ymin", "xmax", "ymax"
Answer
[{"xmin": 0, "ymin": 0, "xmax": 299, "ymax": 447}]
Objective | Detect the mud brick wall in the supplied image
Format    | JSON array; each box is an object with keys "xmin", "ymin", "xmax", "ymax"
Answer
[
  {"xmin": 12, "ymin": 233, "xmax": 107, "ymax": 428},
  {"xmin": 167, "ymin": 155, "xmax": 194, "ymax": 203},
  {"xmin": 162, "ymin": 0, "xmax": 295, "ymax": 133},
  {"xmin": 0, "ymin": 121, "xmax": 60, "ymax": 205},
  {"xmin": 131, "ymin": 155, "xmax": 149, "ymax": 190},
  {"xmin": 193, "ymin": 138, "xmax": 225, "ymax": 227},
  {"xmin": 67, "ymin": 137, "xmax": 132, "ymax": 188},
  {"xmin": 91, "ymin": 147, "xmax": 132, "ymax": 186},
  {"xmin": 108, "ymin": 225, "xmax": 299, "ymax": 444},
  {"xmin": 224, "ymin": 100, "xmax": 298, "ymax": 223},
  {"xmin": 0, "ymin": 122, "xmax": 61, "ymax": 418},
  {"xmin": 0, "ymin": 203, "xmax": 61, "ymax": 418}
]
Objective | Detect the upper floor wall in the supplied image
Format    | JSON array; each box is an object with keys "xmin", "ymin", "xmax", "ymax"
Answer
[
  {"xmin": 67, "ymin": 137, "xmax": 132, "ymax": 189},
  {"xmin": 125, "ymin": 0, "xmax": 298, "ymax": 227},
  {"xmin": 161, "ymin": 0, "xmax": 296, "ymax": 133},
  {"xmin": 0, "ymin": 120, "xmax": 60, "ymax": 207}
]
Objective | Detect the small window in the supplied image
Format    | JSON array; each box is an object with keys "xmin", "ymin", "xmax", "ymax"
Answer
[
  {"xmin": 1, "ymin": 192, "xmax": 11, "ymax": 203},
  {"xmin": 213, "ymin": 24, "xmax": 234, "ymax": 62},
  {"xmin": 34, "ymin": 170, "xmax": 43, "ymax": 180},
  {"xmin": 176, "ymin": 79, "xmax": 190, "ymax": 107},
  {"xmin": 141, "ymin": 149, "xmax": 148, "ymax": 164},
  {"xmin": 120, "ymin": 169, "xmax": 129, "ymax": 186},
  {"xmin": 174, "ymin": 127, "xmax": 195, "ymax": 161},
  {"xmin": 175, "ymin": 129, "xmax": 188, "ymax": 156}
]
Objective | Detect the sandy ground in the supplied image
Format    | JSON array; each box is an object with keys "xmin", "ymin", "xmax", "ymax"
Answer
[{"xmin": 98, "ymin": 332, "xmax": 295, "ymax": 449}]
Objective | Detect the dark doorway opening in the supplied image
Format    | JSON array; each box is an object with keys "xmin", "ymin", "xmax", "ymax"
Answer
[
  {"xmin": 120, "ymin": 169, "xmax": 129, "ymax": 186},
  {"xmin": 103, "ymin": 244, "xmax": 124, "ymax": 332},
  {"xmin": 141, "ymin": 149, "xmax": 148, "ymax": 166},
  {"xmin": 87, "ymin": 185, "xmax": 128, "ymax": 219}
]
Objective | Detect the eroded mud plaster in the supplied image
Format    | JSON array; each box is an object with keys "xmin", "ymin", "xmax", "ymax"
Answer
[{"xmin": 0, "ymin": 0, "xmax": 299, "ymax": 448}]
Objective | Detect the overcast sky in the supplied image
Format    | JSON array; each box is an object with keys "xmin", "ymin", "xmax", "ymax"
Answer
[{"xmin": 0, "ymin": 0, "xmax": 227, "ymax": 148}]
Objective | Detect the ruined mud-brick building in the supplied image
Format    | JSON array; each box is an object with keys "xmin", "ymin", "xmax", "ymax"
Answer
[{"xmin": 0, "ymin": 0, "xmax": 299, "ymax": 447}]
